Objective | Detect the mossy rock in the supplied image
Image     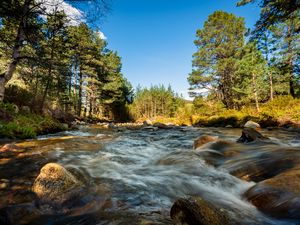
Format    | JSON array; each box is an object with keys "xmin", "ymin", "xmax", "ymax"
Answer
[
  {"xmin": 170, "ymin": 197, "xmax": 237, "ymax": 225},
  {"xmin": 32, "ymin": 163, "xmax": 83, "ymax": 206}
]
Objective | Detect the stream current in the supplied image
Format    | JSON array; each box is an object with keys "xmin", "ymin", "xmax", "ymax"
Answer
[{"xmin": 0, "ymin": 125, "xmax": 299, "ymax": 224}]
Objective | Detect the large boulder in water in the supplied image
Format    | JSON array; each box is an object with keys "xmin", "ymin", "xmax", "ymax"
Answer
[
  {"xmin": 170, "ymin": 197, "xmax": 237, "ymax": 225},
  {"xmin": 245, "ymin": 166, "xmax": 300, "ymax": 219},
  {"xmin": 32, "ymin": 163, "xmax": 83, "ymax": 206},
  {"xmin": 237, "ymin": 128, "xmax": 268, "ymax": 143},
  {"xmin": 244, "ymin": 121, "xmax": 260, "ymax": 129},
  {"xmin": 223, "ymin": 147, "xmax": 300, "ymax": 182}
]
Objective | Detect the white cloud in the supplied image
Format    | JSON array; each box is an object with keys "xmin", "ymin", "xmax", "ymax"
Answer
[
  {"xmin": 37, "ymin": 0, "xmax": 83, "ymax": 25},
  {"xmin": 37, "ymin": 0, "xmax": 106, "ymax": 39},
  {"xmin": 96, "ymin": 31, "xmax": 107, "ymax": 40}
]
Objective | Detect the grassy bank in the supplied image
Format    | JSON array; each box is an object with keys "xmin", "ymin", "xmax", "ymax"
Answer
[
  {"xmin": 0, "ymin": 103, "xmax": 67, "ymax": 139},
  {"xmin": 149, "ymin": 96, "xmax": 300, "ymax": 128}
]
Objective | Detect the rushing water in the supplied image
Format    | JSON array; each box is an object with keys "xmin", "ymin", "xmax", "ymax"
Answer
[{"xmin": 0, "ymin": 126, "xmax": 300, "ymax": 225}]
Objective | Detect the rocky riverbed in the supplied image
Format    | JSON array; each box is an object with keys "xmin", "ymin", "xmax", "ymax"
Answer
[{"xmin": 0, "ymin": 124, "xmax": 299, "ymax": 224}]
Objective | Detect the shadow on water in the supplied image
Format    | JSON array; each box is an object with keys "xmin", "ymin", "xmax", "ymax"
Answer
[{"xmin": 0, "ymin": 126, "xmax": 299, "ymax": 224}]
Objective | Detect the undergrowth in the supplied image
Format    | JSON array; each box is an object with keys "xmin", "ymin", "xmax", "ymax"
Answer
[{"xmin": 0, "ymin": 103, "xmax": 65, "ymax": 139}]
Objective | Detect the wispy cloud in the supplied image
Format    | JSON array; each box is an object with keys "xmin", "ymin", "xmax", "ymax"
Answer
[{"xmin": 96, "ymin": 31, "xmax": 107, "ymax": 40}]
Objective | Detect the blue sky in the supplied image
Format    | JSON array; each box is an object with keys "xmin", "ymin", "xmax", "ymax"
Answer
[{"xmin": 100, "ymin": 0, "xmax": 260, "ymax": 99}]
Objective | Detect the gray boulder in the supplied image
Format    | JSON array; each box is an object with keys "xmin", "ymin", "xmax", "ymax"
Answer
[{"xmin": 244, "ymin": 121, "xmax": 260, "ymax": 129}]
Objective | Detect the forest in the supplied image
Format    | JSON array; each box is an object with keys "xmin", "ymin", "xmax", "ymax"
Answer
[
  {"xmin": 0, "ymin": 0, "xmax": 299, "ymax": 139},
  {"xmin": 0, "ymin": 1, "xmax": 300, "ymax": 225}
]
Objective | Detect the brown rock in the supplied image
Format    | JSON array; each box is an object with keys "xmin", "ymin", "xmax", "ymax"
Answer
[
  {"xmin": 193, "ymin": 135, "xmax": 218, "ymax": 149},
  {"xmin": 223, "ymin": 148, "xmax": 300, "ymax": 182},
  {"xmin": 170, "ymin": 197, "xmax": 237, "ymax": 225},
  {"xmin": 237, "ymin": 128, "xmax": 267, "ymax": 143},
  {"xmin": 245, "ymin": 166, "xmax": 300, "ymax": 219},
  {"xmin": 0, "ymin": 144, "xmax": 21, "ymax": 152},
  {"xmin": 143, "ymin": 120, "xmax": 152, "ymax": 126},
  {"xmin": 153, "ymin": 122, "xmax": 172, "ymax": 129}
]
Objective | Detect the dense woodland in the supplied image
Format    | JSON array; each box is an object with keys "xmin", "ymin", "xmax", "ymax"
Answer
[
  {"xmin": 0, "ymin": 0, "xmax": 300, "ymax": 138},
  {"xmin": 0, "ymin": 0, "xmax": 132, "ymax": 121},
  {"xmin": 129, "ymin": 85, "xmax": 184, "ymax": 119}
]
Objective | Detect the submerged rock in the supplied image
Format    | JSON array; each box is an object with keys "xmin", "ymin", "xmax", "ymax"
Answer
[
  {"xmin": 153, "ymin": 122, "xmax": 172, "ymax": 129},
  {"xmin": 245, "ymin": 166, "xmax": 300, "ymax": 219},
  {"xmin": 32, "ymin": 163, "xmax": 83, "ymax": 206},
  {"xmin": 192, "ymin": 135, "xmax": 242, "ymax": 167},
  {"xmin": 237, "ymin": 128, "xmax": 267, "ymax": 143},
  {"xmin": 170, "ymin": 197, "xmax": 237, "ymax": 225},
  {"xmin": 141, "ymin": 126, "xmax": 158, "ymax": 131},
  {"xmin": 193, "ymin": 135, "xmax": 218, "ymax": 149},
  {"xmin": 0, "ymin": 203, "xmax": 41, "ymax": 225},
  {"xmin": 223, "ymin": 147, "xmax": 300, "ymax": 182}
]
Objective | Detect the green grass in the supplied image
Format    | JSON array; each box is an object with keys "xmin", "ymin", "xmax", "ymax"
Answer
[
  {"xmin": 148, "ymin": 96, "xmax": 300, "ymax": 128},
  {"xmin": 0, "ymin": 103, "xmax": 66, "ymax": 139},
  {"xmin": 192, "ymin": 96, "xmax": 300, "ymax": 128}
]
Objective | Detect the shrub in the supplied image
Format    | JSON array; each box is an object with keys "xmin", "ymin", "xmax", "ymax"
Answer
[{"xmin": 0, "ymin": 122, "xmax": 36, "ymax": 139}]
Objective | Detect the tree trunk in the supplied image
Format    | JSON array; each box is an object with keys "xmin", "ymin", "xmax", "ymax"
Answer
[
  {"xmin": 40, "ymin": 78, "xmax": 51, "ymax": 111},
  {"xmin": 77, "ymin": 70, "xmax": 83, "ymax": 117},
  {"xmin": 268, "ymin": 70, "xmax": 274, "ymax": 101},
  {"xmin": 0, "ymin": 4, "xmax": 29, "ymax": 101},
  {"xmin": 252, "ymin": 72, "xmax": 260, "ymax": 112},
  {"xmin": 73, "ymin": 61, "xmax": 78, "ymax": 113},
  {"xmin": 287, "ymin": 21, "xmax": 295, "ymax": 98}
]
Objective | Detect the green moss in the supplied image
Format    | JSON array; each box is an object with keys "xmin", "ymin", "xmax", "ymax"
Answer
[{"xmin": 0, "ymin": 110, "xmax": 66, "ymax": 139}]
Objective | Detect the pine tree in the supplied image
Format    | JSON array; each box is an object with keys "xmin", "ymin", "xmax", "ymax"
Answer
[
  {"xmin": 188, "ymin": 11, "xmax": 246, "ymax": 109},
  {"xmin": 234, "ymin": 42, "xmax": 267, "ymax": 110}
]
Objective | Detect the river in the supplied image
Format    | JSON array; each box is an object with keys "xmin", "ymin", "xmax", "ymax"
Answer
[{"xmin": 0, "ymin": 125, "xmax": 299, "ymax": 224}]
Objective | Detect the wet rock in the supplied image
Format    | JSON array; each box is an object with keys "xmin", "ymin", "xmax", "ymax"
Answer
[
  {"xmin": 141, "ymin": 126, "xmax": 158, "ymax": 131},
  {"xmin": 95, "ymin": 133, "xmax": 112, "ymax": 139},
  {"xmin": 244, "ymin": 121, "xmax": 260, "ymax": 129},
  {"xmin": 225, "ymin": 125, "xmax": 233, "ymax": 128},
  {"xmin": 32, "ymin": 163, "xmax": 83, "ymax": 206},
  {"xmin": 0, "ymin": 144, "xmax": 25, "ymax": 158},
  {"xmin": 0, "ymin": 143, "xmax": 21, "ymax": 152},
  {"xmin": 193, "ymin": 135, "xmax": 217, "ymax": 149},
  {"xmin": 153, "ymin": 122, "xmax": 172, "ymax": 129},
  {"xmin": 245, "ymin": 166, "xmax": 300, "ymax": 219},
  {"xmin": 170, "ymin": 197, "xmax": 237, "ymax": 225},
  {"xmin": 194, "ymin": 139, "xmax": 239, "ymax": 167},
  {"xmin": 223, "ymin": 148, "xmax": 300, "ymax": 182},
  {"xmin": 237, "ymin": 128, "xmax": 267, "ymax": 143},
  {"xmin": 143, "ymin": 120, "xmax": 152, "ymax": 126}
]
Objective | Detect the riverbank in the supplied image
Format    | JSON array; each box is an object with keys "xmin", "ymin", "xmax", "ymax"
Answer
[
  {"xmin": 0, "ymin": 103, "xmax": 69, "ymax": 139},
  {"xmin": 144, "ymin": 96, "xmax": 300, "ymax": 131},
  {"xmin": 1, "ymin": 95, "xmax": 300, "ymax": 140}
]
